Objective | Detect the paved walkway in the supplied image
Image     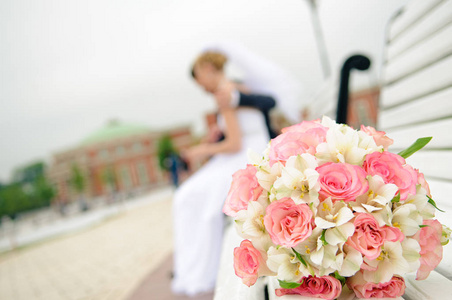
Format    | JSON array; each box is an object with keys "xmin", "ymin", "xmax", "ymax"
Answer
[
  {"xmin": 128, "ymin": 254, "xmax": 213, "ymax": 300},
  {"xmin": 0, "ymin": 189, "xmax": 175, "ymax": 300}
]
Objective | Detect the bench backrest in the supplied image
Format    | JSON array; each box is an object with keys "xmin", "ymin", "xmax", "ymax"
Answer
[{"xmin": 378, "ymin": 0, "xmax": 452, "ymax": 282}]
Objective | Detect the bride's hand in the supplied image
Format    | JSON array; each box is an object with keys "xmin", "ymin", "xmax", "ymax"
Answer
[
  {"xmin": 183, "ymin": 144, "xmax": 209, "ymax": 163},
  {"xmin": 205, "ymin": 124, "xmax": 223, "ymax": 143},
  {"xmin": 214, "ymin": 80, "xmax": 235, "ymax": 109}
]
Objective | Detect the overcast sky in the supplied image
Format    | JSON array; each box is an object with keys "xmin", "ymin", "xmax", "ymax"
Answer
[{"xmin": 0, "ymin": 0, "xmax": 409, "ymax": 182}]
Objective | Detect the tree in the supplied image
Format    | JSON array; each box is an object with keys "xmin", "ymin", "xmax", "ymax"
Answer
[
  {"xmin": 33, "ymin": 176, "xmax": 55, "ymax": 207},
  {"xmin": 70, "ymin": 164, "xmax": 88, "ymax": 211},
  {"xmin": 0, "ymin": 161, "xmax": 55, "ymax": 219},
  {"xmin": 157, "ymin": 134, "xmax": 176, "ymax": 171},
  {"xmin": 0, "ymin": 183, "xmax": 28, "ymax": 219},
  {"xmin": 102, "ymin": 165, "xmax": 118, "ymax": 193},
  {"xmin": 12, "ymin": 162, "xmax": 45, "ymax": 184},
  {"xmin": 70, "ymin": 164, "xmax": 86, "ymax": 195}
]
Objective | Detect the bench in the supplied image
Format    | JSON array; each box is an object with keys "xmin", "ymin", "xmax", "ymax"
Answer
[
  {"xmin": 377, "ymin": 0, "xmax": 452, "ymax": 298},
  {"xmin": 215, "ymin": 0, "xmax": 452, "ymax": 299}
]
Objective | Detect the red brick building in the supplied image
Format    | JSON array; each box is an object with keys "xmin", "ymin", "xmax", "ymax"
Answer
[
  {"xmin": 48, "ymin": 120, "xmax": 192, "ymax": 204},
  {"xmin": 347, "ymin": 87, "xmax": 380, "ymax": 129}
]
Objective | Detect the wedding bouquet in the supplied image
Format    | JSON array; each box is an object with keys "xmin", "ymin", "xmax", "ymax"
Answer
[{"xmin": 223, "ymin": 117, "xmax": 450, "ymax": 299}]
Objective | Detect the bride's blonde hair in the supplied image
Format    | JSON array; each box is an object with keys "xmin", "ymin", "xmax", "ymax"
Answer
[{"xmin": 192, "ymin": 52, "xmax": 228, "ymax": 78}]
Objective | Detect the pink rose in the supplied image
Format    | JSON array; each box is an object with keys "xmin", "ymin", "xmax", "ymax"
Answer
[
  {"xmin": 363, "ymin": 151, "xmax": 417, "ymax": 201},
  {"xmin": 347, "ymin": 270, "xmax": 405, "ymax": 298},
  {"xmin": 233, "ymin": 240, "xmax": 266, "ymax": 287},
  {"xmin": 347, "ymin": 213, "xmax": 403, "ymax": 260},
  {"xmin": 223, "ymin": 165, "xmax": 263, "ymax": 217},
  {"xmin": 276, "ymin": 275, "xmax": 342, "ymax": 300},
  {"xmin": 268, "ymin": 128, "xmax": 326, "ymax": 166},
  {"xmin": 264, "ymin": 198, "xmax": 313, "ymax": 247},
  {"xmin": 416, "ymin": 169, "xmax": 431, "ymax": 197},
  {"xmin": 316, "ymin": 162, "xmax": 369, "ymax": 202},
  {"xmin": 360, "ymin": 125, "xmax": 394, "ymax": 150},
  {"xmin": 281, "ymin": 120, "xmax": 327, "ymax": 134},
  {"xmin": 413, "ymin": 219, "xmax": 443, "ymax": 280}
]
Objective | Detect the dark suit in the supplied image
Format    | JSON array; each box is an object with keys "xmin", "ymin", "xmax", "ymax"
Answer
[{"xmin": 237, "ymin": 92, "xmax": 277, "ymax": 139}]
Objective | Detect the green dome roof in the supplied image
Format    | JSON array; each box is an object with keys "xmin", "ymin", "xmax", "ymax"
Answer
[{"xmin": 81, "ymin": 120, "xmax": 150, "ymax": 146}]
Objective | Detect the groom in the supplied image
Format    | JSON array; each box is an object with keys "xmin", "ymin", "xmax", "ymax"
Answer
[{"xmin": 205, "ymin": 78, "xmax": 278, "ymax": 140}]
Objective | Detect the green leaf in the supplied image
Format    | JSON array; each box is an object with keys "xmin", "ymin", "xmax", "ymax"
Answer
[
  {"xmin": 419, "ymin": 225, "xmax": 429, "ymax": 228},
  {"xmin": 333, "ymin": 271, "xmax": 346, "ymax": 286},
  {"xmin": 292, "ymin": 248, "xmax": 308, "ymax": 267},
  {"xmin": 278, "ymin": 279, "xmax": 302, "ymax": 289},
  {"xmin": 427, "ymin": 196, "xmax": 445, "ymax": 212},
  {"xmin": 320, "ymin": 229, "xmax": 328, "ymax": 245},
  {"xmin": 391, "ymin": 193, "xmax": 400, "ymax": 203},
  {"xmin": 397, "ymin": 137, "xmax": 432, "ymax": 159}
]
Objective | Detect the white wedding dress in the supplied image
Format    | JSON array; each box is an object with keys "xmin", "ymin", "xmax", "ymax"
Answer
[{"xmin": 172, "ymin": 108, "xmax": 270, "ymax": 296}]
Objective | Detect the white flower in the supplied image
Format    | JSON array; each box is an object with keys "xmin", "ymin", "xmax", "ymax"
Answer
[
  {"xmin": 256, "ymin": 161, "xmax": 282, "ymax": 193},
  {"xmin": 273, "ymin": 154, "xmax": 320, "ymax": 205},
  {"xmin": 266, "ymin": 246, "xmax": 311, "ymax": 282},
  {"xmin": 310, "ymin": 243, "xmax": 341, "ymax": 276},
  {"xmin": 403, "ymin": 185, "xmax": 435, "ymax": 220},
  {"xmin": 324, "ymin": 222, "xmax": 355, "ymax": 245},
  {"xmin": 316, "ymin": 119, "xmax": 381, "ymax": 165},
  {"xmin": 313, "ymin": 198, "xmax": 355, "ymax": 246},
  {"xmin": 294, "ymin": 227, "xmax": 323, "ymax": 256},
  {"xmin": 247, "ymin": 148, "xmax": 268, "ymax": 167},
  {"xmin": 401, "ymin": 238, "xmax": 421, "ymax": 272},
  {"xmin": 392, "ymin": 185, "xmax": 432, "ymax": 237},
  {"xmin": 351, "ymin": 175, "xmax": 397, "ymax": 226},
  {"xmin": 338, "ymin": 244, "xmax": 363, "ymax": 277},
  {"xmin": 294, "ymin": 227, "xmax": 347, "ymax": 276},
  {"xmin": 391, "ymin": 203, "xmax": 422, "ymax": 237},
  {"xmin": 315, "ymin": 198, "xmax": 354, "ymax": 229},
  {"xmin": 293, "ymin": 228, "xmax": 333, "ymax": 275},
  {"xmin": 234, "ymin": 199, "xmax": 272, "ymax": 251},
  {"xmin": 390, "ymin": 180, "xmax": 435, "ymax": 238},
  {"xmin": 295, "ymin": 226, "xmax": 361, "ymax": 277},
  {"xmin": 362, "ymin": 241, "xmax": 410, "ymax": 283},
  {"xmin": 320, "ymin": 115, "xmax": 340, "ymax": 129}
]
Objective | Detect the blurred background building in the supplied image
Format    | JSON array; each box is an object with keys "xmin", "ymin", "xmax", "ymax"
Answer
[{"xmin": 47, "ymin": 120, "xmax": 192, "ymax": 206}]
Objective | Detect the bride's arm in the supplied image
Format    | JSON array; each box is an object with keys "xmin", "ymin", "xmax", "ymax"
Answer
[
  {"xmin": 184, "ymin": 108, "xmax": 242, "ymax": 161},
  {"xmin": 207, "ymin": 107, "xmax": 242, "ymax": 154}
]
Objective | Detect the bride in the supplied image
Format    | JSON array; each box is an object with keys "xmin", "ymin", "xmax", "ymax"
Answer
[{"xmin": 171, "ymin": 44, "xmax": 299, "ymax": 296}]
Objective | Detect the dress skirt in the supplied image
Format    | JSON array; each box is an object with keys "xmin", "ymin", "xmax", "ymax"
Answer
[{"xmin": 171, "ymin": 109, "xmax": 270, "ymax": 296}]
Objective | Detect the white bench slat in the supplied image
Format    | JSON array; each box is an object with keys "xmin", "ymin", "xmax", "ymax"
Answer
[
  {"xmin": 405, "ymin": 151, "xmax": 452, "ymax": 180},
  {"xmin": 387, "ymin": 0, "xmax": 452, "ymax": 61},
  {"xmin": 388, "ymin": 0, "xmax": 444, "ymax": 43},
  {"xmin": 404, "ymin": 271, "xmax": 452, "ymax": 300},
  {"xmin": 378, "ymin": 86, "xmax": 452, "ymax": 130},
  {"xmin": 427, "ymin": 179, "xmax": 452, "ymax": 225},
  {"xmin": 385, "ymin": 23, "xmax": 452, "ymax": 85},
  {"xmin": 435, "ymin": 251, "xmax": 452, "ymax": 281},
  {"xmin": 380, "ymin": 0, "xmax": 452, "ymax": 297},
  {"xmin": 384, "ymin": 118, "xmax": 452, "ymax": 150},
  {"xmin": 435, "ymin": 235, "xmax": 452, "ymax": 281},
  {"xmin": 380, "ymin": 54, "xmax": 452, "ymax": 109}
]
